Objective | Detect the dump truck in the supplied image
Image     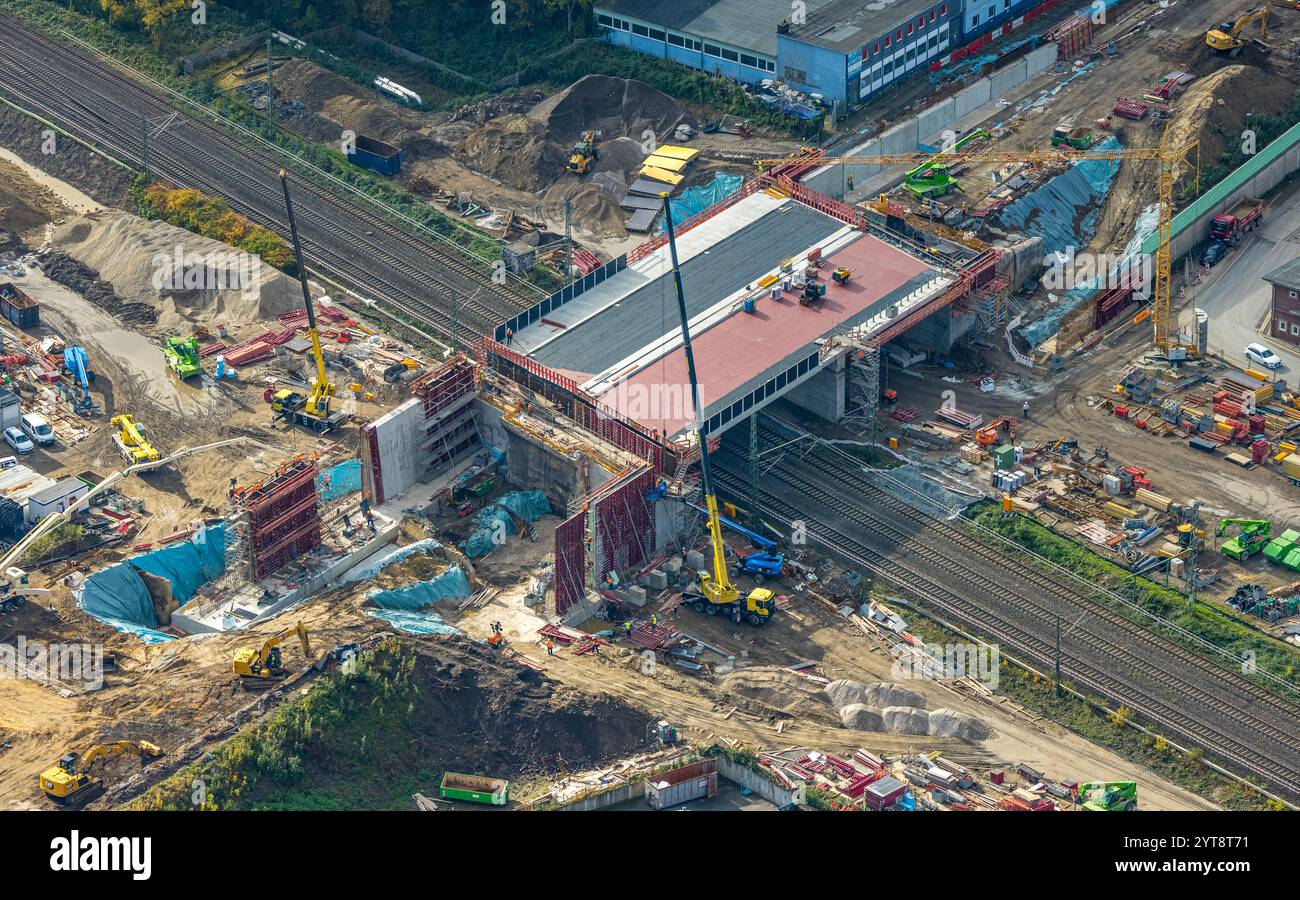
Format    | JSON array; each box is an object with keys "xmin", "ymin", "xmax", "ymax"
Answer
[
  {"xmin": 346, "ymin": 134, "xmax": 402, "ymax": 176},
  {"xmin": 439, "ymin": 772, "xmax": 509, "ymax": 805},
  {"xmin": 1209, "ymin": 197, "xmax": 1265, "ymax": 244}
]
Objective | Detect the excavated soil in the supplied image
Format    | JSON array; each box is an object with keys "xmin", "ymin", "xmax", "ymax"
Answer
[
  {"xmin": 455, "ymin": 114, "xmax": 566, "ymax": 192},
  {"xmin": 401, "ymin": 636, "xmax": 652, "ymax": 777},
  {"xmin": 716, "ymin": 666, "xmax": 841, "ymax": 726},
  {"xmin": 527, "ymin": 74, "xmax": 687, "ymax": 146},
  {"xmin": 51, "ymin": 209, "xmax": 302, "ymax": 328}
]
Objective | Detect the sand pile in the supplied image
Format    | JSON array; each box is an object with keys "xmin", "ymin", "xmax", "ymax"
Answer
[
  {"xmin": 881, "ymin": 705, "xmax": 931, "ymax": 735},
  {"xmin": 456, "ymin": 115, "xmax": 565, "ymax": 192},
  {"xmin": 539, "ymin": 182, "xmax": 626, "ymax": 238},
  {"xmin": 52, "ymin": 210, "xmax": 301, "ymax": 328},
  {"xmin": 839, "ymin": 703, "xmax": 884, "ymax": 731},
  {"xmin": 824, "ymin": 679, "xmax": 925, "ymax": 710},
  {"xmin": 528, "ymin": 74, "xmax": 686, "ymax": 146},
  {"xmin": 823, "ymin": 679, "xmax": 992, "ymax": 739},
  {"xmin": 928, "ymin": 707, "xmax": 994, "ymax": 740},
  {"xmin": 717, "ymin": 667, "xmax": 840, "ymax": 725}
]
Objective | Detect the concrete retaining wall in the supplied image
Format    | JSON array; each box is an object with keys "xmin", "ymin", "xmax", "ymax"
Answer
[
  {"xmin": 989, "ymin": 59, "xmax": 1028, "ymax": 99},
  {"xmin": 916, "ymin": 98, "xmax": 956, "ymax": 145},
  {"xmin": 555, "ymin": 779, "xmax": 644, "ymax": 811},
  {"xmin": 954, "ymin": 78, "xmax": 991, "ymax": 118},
  {"xmin": 714, "ymin": 756, "xmax": 801, "ymax": 807}
]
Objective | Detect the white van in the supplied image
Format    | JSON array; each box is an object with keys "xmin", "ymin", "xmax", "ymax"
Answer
[{"xmin": 20, "ymin": 413, "xmax": 54, "ymax": 446}]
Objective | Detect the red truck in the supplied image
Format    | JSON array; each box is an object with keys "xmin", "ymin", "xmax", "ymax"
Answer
[{"xmin": 1210, "ymin": 197, "xmax": 1266, "ymax": 244}]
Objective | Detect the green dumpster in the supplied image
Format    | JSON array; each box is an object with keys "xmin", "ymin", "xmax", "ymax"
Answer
[{"xmin": 439, "ymin": 772, "xmax": 509, "ymax": 805}]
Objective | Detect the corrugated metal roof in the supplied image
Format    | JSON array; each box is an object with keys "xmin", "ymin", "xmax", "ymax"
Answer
[
  {"xmin": 785, "ymin": 0, "xmax": 939, "ymax": 53},
  {"xmin": 600, "ymin": 0, "xmax": 840, "ymax": 57},
  {"xmin": 1264, "ymin": 257, "xmax": 1300, "ymax": 292}
]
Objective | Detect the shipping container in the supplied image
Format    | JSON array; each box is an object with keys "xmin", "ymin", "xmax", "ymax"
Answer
[
  {"xmin": 346, "ymin": 134, "xmax": 403, "ymax": 176},
  {"xmin": 439, "ymin": 772, "xmax": 509, "ymax": 805},
  {"xmin": 0, "ymin": 283, "xmax": 39, "ymax": 329},
  {"xmin": 644, "ymin": 758, "xmax": 718, "ymax": 809}
]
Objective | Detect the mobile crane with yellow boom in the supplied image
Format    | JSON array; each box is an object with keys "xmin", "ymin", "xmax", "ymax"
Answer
[
  {"xmin": 268, "ymin": 170, "xmax": 349, "ymax": 433},
  {"xmin": 659, "ymin": 194, "xmax": 775, "ymax": 627}
]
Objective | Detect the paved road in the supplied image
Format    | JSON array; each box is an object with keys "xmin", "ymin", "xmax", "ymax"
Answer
[{"xmin": 1196, "ymin": 183, "xmax": 1300, "ymax": 376}]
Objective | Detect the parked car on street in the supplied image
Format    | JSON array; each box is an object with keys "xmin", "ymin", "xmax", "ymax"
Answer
[
  {"xmin": 1202, "ymin": 241, "xmax": 1228, "ymax": 267},
  {"xmin": 3, "ymin": 426, "xmax": 34, "ymax": 453},
  {"xmin": 1246, "ymin": 342, "xmax": 1282, "ymax": 370}
]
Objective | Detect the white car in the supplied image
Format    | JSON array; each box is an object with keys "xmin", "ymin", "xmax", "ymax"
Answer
[
  {"xmin": 1245, "ymin": 342, "xmax": 1282, "ymax": 370},
  {"xmin": 3, "ymin": 426, "xmax": 34, "ymax": 453}
]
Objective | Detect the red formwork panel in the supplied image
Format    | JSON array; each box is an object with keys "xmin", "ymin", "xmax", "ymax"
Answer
[
  {"xmin": 412, "ymin": 353, "xmax": 476, "ymax": 420},
  {"xmin": 553, "ymin": 511, "xmax": 586, "ymax": 617},
  {"xmin": 243, "ymin": 457, "xmax": 322, "ymax": 579},
  {"xmin": 593, "ymin": 467, "xmax": 656, "ymax": 581},
  {"xmin": 574, "ymin": 404, "xmax": 669, "ymax": 476},
  {"xmin": 360, "ymin": 422, "xmax": 385, "ymax": 506}
]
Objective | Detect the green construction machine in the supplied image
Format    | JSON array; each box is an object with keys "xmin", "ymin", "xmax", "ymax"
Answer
[
  {"xmin": 163, "ymin": 336, "xmax": 202, "ymax": 380},
  {"xmin": 1263, "ymin": 528, "xmax": 1300, "ymax": 566},
  {"xmin": 1217, "ymin": 518, "xmax": 1271, "ymax": 561},
  {"xmin": 903, "ymin": 128, "xmax": 989, "ymax": 198},
  {"xmin": 1077, "ymin": 781, "xmax": 1137, "ymax": 811}
]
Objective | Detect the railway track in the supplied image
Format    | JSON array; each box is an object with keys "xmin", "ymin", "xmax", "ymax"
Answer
[
  {"xmin": 0, "ymin": 12, "xmax": 542, "ymax": 344},
  {"xmin": 713, "ymin": 424, "xmax": 1300, "ymax": 803}
]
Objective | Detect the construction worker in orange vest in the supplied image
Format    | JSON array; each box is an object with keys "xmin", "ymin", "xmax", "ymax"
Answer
[{"xmin": 546, "ymin": 640, "xmax": 555, "ymax": 656}]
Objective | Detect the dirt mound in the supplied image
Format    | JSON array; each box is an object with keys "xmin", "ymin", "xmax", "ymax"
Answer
[
  {"xmin": 539, "ymin": 181, "xmax": 627, "ymax": 238},
  {"xmin": 824, "ymin": 679, "xmax": 926, "ymax": 710},
  {"xmin": 716, "ymin": 666, "xmax": 840, "ymax": 724},
  {"xmin": 591, "ymin": 135, "xmax": 649, "ymax": 179},
  {"xmin": 0, "ymin": 158, "xmax": 59, "ymax": 235},
  {"xmin": 529, "ymin": 74, "xmax": 686, "ymax": 146},
  {"xmin": 881, "ymin": 705, "xmax": 931, "ymax": 735},
  {"xmin": 39, "ymin": 249, "xmax": 155, "ymax": 326},
  {"xmin": 370, "ymin": 549, "xmax": 452, "ymax": 590},
  {"xmin": 839, "ymin": 703, "xmax": 884, "ymax": 731},
  {"xmin": 276, "ymin": 59, "xmax": 442, "ymax": 161},
  {"xmin": 928, "ymin": 707, "xmax": 993, "ymax": 740},
  {"xmin": 456, "ymin": 115, "xmax": 565, "ymax": 192},
  {"xmin": 52, "ymin": 210, "xmax": 301, "ymax": 328}
]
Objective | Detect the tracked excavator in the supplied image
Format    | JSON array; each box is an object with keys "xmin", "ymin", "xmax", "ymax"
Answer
[
  {"xmin": 1206, "ymin": 7, "xmax": 1270, "ymax": 56},
  {"xmin": 660, "ymin": 194, "xmax": 775, "ymax": 627},
  {"xmin": 39, "ymin": 740, "xmax": 164, "ymax": 805},
  {"xmin": 233, "ymin": 620, "xmax": 313, "ymax": 686}
]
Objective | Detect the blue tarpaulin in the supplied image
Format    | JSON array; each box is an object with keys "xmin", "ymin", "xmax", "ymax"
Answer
[
  {"xmin": 131, "ymin": 523, "xmax": 227, "ymax": 605},
  {"xmin": 368, "ymin": 565, "xmax": 471, "ymax": 610},
  {"xmin": 463, "ymin": 491, "xmax": 551, "ymax": 558},
  {"xmin": 657, "ymin": 173, "xmax": 743, "ymax": 234},
  {"xmin": 366, "ymin": 609, "xmax": 460, "ymax": 635},
  {"xmin": 1000, "ymin": 136, "xmax": 1124, "ymax": 348},
  {"xmin": 316, "ymin": 459, "xmax": 362, "ymax": 502},
  {"xmin": 79, "ymin": 524, "xmax": 228, "ymax": 642}
]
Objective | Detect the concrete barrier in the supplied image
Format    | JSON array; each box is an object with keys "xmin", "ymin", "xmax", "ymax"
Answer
[
  {"xmin": 954, "ymin": 78, "xmax": 992, "ymax": 118},
  {"xmin": 989, "ymin": 59, "xmax": 1028, "ymax": 99},
  {"xmin": 916, "ymin": 97, "xmax": 957, "ymax": 146},
  {"xmin": 714, "ymin": 755, "xmax": 801, "ymax": 807},
  {"xmin": 1026, "ymin": 43, "xmax": 1058, "ymax": 78}
]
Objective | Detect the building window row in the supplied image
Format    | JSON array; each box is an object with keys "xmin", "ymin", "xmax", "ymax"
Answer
[
  {"xmin": 599, "ymin": 15, "xmax": 773, "ymax": 71},
  {"xmin": 704, "ymin": 354, "xmax": 819, "ymax": 434}
]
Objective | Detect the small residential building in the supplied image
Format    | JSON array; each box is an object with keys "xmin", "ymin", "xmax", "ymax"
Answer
[
  {"xmin": 25, "ymin": 476, "xmax": 88, "ymax": 524},
  {"xmin": 1264, "ymin": 258, "xmax": 1300, "ymax": 346}
]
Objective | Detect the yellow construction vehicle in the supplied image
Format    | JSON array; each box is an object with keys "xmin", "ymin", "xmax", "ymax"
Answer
[
  {"xmin": 758, "ymin": 127, "xmax": 1201, "ymax": 360},
  {"xmin": 1206, "ymin": 7, "xmax": 1269, "ymax": 56},
  {"xmin": 660, "ymin": 195, "xmax": 775, "ymax": 627},
  {"xmin": 269, "ymin": 171, "xmax": 347, "ymax": 434},
  {"xmin": 39, "ymin": 740, "xmax": 164, "ymax": 804},
  {"xmin": 233, "ymin": 620, "xmax": 312, "ymax": 684},
  {"xmin": 566, "ymin": 130, "xmax": 600, "ymax": 175},
  {"xmin": 110, "ymin": 414, "xmax": 160, "ymax": 464}
]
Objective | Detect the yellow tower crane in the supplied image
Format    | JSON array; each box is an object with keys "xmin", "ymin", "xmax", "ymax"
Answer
[{"xmin": 757, "ymin": 128, "xmax": 1200, "ymax": 358}]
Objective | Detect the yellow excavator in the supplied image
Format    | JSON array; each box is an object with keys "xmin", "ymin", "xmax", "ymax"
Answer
[
  {"xmin": 110, "ymin": 414, "xmax": 160, "ymax": 464},
  {"xmin": 660, "ymin": 195, "xmax": 775, "ymax": 627},
  {"xmin": 268, "ymin": 170, "xmax": 347, "ymax": 433},
  {"xmin": 566, "ymin": 130, "xmax": 600, "ymax": 175},
  {"xmin": 39, "ymin": 740, "xmax": 164, "ymax": 804},
  {"xmin": 1206, "ymin": 7, "xmax": 1269, "ymax": 56},
  {"xmin": 233, "ymin": 620, "xmax": 312, "ymax": 685}
]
